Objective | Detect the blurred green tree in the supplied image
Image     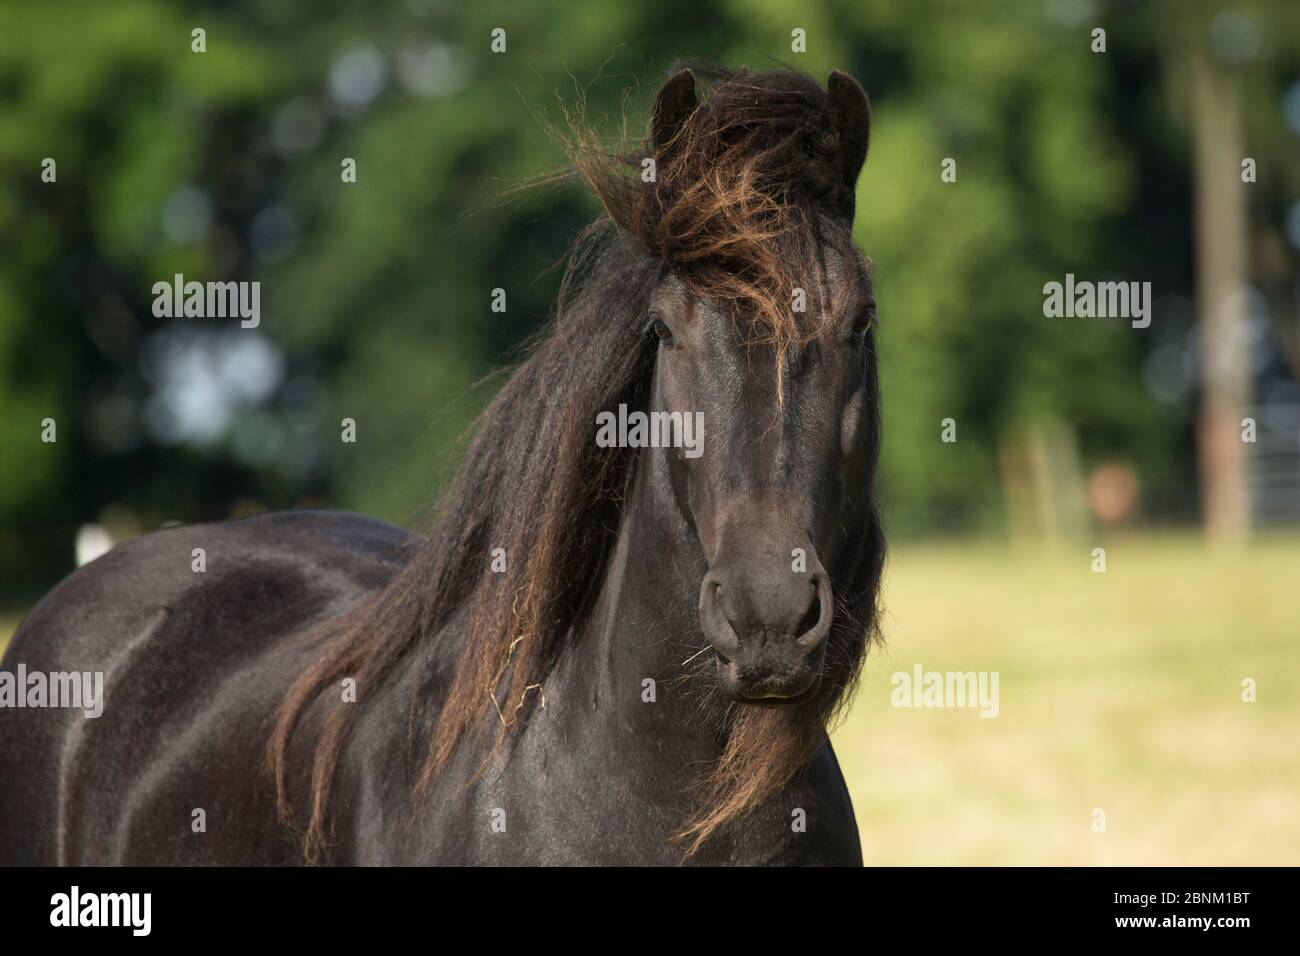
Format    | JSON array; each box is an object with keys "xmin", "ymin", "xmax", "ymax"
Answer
[{"xmin": 1, "ymin": 0, "xmax": 1298, "ymax": 601}]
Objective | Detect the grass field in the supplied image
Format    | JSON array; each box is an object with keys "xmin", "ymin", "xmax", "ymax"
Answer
[
  {"xmin": 832, "ymin": 534, "xmax": 1300, "ymax": 865},
  {"xmin": 2, "ymin": 533, "xmax": 1296, "ymax": 865}
]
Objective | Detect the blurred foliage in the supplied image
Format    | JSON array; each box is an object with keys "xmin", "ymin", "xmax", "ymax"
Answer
[{"xmin": 1, "ymin": 0, "xmax": 1299, "ymax": 597}]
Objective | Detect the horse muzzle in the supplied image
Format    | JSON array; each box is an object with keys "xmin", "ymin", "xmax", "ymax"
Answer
[{"xmin": 698, "ymin": 556, "xmax": 833, "ymax": 704}]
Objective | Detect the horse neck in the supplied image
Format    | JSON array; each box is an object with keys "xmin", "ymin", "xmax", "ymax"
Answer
[{"xmin": 574, "ymin": 441, "xmax": 720, "ymax": 741}]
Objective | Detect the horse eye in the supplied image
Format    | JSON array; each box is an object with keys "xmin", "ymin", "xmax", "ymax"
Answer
[
  {"xmin": 851, "ymin": 309, "xmax": 874, "ymax": 335},
  {"xmin": 651, "ymin": 317, "xmax": 673, "ymax": 342}
]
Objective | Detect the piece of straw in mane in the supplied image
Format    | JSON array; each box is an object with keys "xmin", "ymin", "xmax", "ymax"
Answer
[{"xmin": 266, "ymin": 63, "xmax": 882, "ymax": 863}]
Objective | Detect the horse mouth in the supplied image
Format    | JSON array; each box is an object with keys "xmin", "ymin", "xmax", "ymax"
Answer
[
  {"xmin": 714, "ymin": 650, "xmax": 821, "ymax": 706},
  {"xmin": 736, "ymin": 684, "xmax": 821, "ymax": 707}
]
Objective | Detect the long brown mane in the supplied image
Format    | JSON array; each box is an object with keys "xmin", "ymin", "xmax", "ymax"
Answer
[{"xmin": 267, "ymin": 63, "xmax": 885, "ymax": 861}]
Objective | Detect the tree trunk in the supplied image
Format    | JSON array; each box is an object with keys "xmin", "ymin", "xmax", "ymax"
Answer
[{"xmin": 1190, "ymin": 47, "xmax": 1252, "ymax": 541}]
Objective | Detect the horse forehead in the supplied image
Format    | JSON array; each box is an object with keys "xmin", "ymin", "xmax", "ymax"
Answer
[{"xmin": 803, "ymin": 240, "xmax": 866, "ymax": 295}]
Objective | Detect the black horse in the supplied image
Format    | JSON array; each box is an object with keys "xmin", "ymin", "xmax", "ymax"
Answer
[{"xmin": 0, "ymin": 63, "xmax": 885, "ymax": 865}]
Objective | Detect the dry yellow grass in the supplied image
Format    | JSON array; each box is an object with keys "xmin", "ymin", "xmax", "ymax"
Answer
[{"xmin": 832, "ymin": 534, "xmax": 1300, "ymax": 865}]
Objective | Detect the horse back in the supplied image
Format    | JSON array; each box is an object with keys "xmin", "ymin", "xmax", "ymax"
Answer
[{"xmin": 0, "ymin": 510, "xmax": 409, "ymax": 864}]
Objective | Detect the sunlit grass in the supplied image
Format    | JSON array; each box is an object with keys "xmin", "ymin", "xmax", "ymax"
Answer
[{"xmin": 832, "ymin": 533, "xmax": 1300, "ymax": 865}]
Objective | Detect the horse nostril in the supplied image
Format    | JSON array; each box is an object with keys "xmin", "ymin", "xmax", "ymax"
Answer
[
  {"xmin": 702, "ymin": 566, "xmax": 830, "ymax": 651},
  {"xmin": 795, "ymin": 585, "xmax": 821, "ymax": 639},
  {"xmin": 699, "ymin": 575, "xmax": 741, "ymax": 655}
]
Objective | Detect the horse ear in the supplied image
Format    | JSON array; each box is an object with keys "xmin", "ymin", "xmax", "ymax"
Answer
[
  {"xmin": 826, "ymin": 70, "xmax": 871, "ymax": 191},
  {"xmin": 652, "ymin": 69, "xmax": 698, "ymax": 150}
]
